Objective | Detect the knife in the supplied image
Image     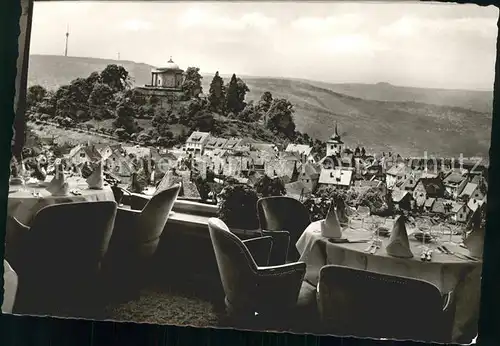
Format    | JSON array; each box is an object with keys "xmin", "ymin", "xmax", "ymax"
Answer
[{"xmin": 441, "ymin": 245, "xmax": 480, "ymax": 262}]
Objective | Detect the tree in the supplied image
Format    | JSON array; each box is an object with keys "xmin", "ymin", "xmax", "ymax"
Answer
[
  {"xmin": 217, "ymin": 183, "xmax": 260, "ymax": 229},
  {"xmin": 258, "ymin": 91, "xmax": 273, "ymax": 113},
  {"xmin": 255, "ymin": 175, "xmax": 286, "ymax": 197},
  {"xmin": 226, "ymin": 74, "xmax": 239, "ymax": 114},
  {"xmin": 36, "ymin": 91, "xmax": 57, "ymax": 116},
  {"xmin": 208, "ymin": 71, "xmax": 225, "ymax": 113},
  {"xmin": 226, "ymin": 74, "xmax": 249, "ymax": 114},
  {"xmin": 182, "ymin": 67, "xmax": 203, "ymax": 98},
  {"xmin": 100, "ymin": 64, "xmax": 130, "ymax": 91},
  {"xmin": 238, "ymin": 101, "xmax": 260, "ymax": 122},
  {"xmin": 86, "ymin": 71, "xmax": 101, "ymax": 85},
  {"xmin": 266, "ymin": 98, "xmax": 296, "ymax": 139},
  {"xmin": 88, "ymin": 83, "xmax": 114, "ymax": 107},
  {"xmin": 113, "ymin": 100, "xmax": 139, "ymax": 134},
  {"xmin": 27, "ymin": 85, "xmax": 47, "ymax": 109}
]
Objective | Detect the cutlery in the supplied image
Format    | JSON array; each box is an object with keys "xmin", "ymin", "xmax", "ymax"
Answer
[
  {"xmin": 346, "ymin": 238, "xmax": 371, "ymax": 244},
  {"xmin": 439, "ymin": 245, "xmax": 479, "ymax": 262},
  {"xmin": 369, "ymin": 239, "xmax": 381, "ymax": 254},
  {"xmin": 364, "ymin": 242, "xmax": 374, "ymax": 252},
  {"xmin": 370, "ymin": 243, "xmax": 380, "ymax": 254},
  {"xmin": 420, "ymin": 248, "xmax": 432, "ymax": 261}
]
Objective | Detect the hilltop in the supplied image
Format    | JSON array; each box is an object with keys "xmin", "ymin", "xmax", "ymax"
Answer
[{"xmin": 28, "ymin": 54, "xmax": 493, "ymax": 158}]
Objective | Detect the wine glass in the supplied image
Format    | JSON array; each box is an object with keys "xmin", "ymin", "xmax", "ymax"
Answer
[
  {"xmin": 357, "ymin": 206, "xmax": 371, "ymax": 230},
  {"xmin": 371, "ymin": 218, "xmax": 382, "ymax": 243}
]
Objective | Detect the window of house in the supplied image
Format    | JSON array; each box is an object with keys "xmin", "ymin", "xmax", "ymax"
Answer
[{"xmin": 80, "ymin": 153, "xmax": 86, "ymax": 158}]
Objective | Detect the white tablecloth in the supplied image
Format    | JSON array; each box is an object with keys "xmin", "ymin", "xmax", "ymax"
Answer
[
  {"xmin": 296, "ymin": 220, "xmax": 482, "ymax": 341},
  {"xmin": 7, "ymin": 177, "xmax": 116, "ymax": 226}
]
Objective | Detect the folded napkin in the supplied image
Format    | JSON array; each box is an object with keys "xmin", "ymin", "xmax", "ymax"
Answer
[
  {"xmin": 321, "ymin": 202, "xmax": 343, "ymax": 239},
  {"xmin": 154, "ymin": 170, "xmax": 174, "ymax": 195},
  {"xmin": 86, "ymin": 160, "xmax": 104, "ymax": 189},
  {"xmin": 335, "ymin": 199, "xmax": 349, "ymax": 226},
  {"xmin": 46, "ymin": 170, "xmax": 69, "ymax": 196},
  {"xmin": 464, "ymin": 208, "xmax": 484, "ymax": 258},
  {"xmin": 386, "ymin": 215, "xmax": 413, "ymax": 258}
]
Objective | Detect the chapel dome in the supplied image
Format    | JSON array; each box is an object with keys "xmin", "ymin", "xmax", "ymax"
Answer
[{"xmin": 162, "ymin": 57, "xmax": 180, "ymax": 70}]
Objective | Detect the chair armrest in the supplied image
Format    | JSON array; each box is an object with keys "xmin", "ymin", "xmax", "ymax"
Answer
[
  {"xmin": 253, "ymin": 262, "xmax": 307, "ymax": 308},
  {"xmin": 242, "ymin": 236, "xmax": 273, "ymax": 266},
  {"xmin": 443, "ymin": 290, "xmax": 454, "ymax": 312},
  {"xmin": 127, "ymin": 193, "xmax": 150, "ymax": 211},
  {"xmin": 5, "ymin": 216, "xmax": 30, "ymax": 266},
  {"xmin": 261, "ymin": 230, "xmax": 290, "ymax": 265}
]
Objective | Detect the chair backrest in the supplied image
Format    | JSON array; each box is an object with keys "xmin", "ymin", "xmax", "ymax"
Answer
[
  {"xmin": 138, "ymin": 183, "xmax": 181, "ymax": 244},
  {"xmin": 317, "ymin": 265, "xmax": 445, "ymax": 340},
  {"xmin": 2, "ymin": 260, "xmax": 18, "ymax": 313},
  {"xmin": 26, "ymin": 201, "xmax": 117, "ymax": 276},
  {"xmin": 257, "ymin": 196, "xmax": 311, "ymax": 260},
  {"xmin": 208, "ymin": 218, "xmax": 258, "ymax": 308}
]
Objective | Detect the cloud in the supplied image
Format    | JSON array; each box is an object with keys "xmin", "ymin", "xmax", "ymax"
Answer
[
  {"xmin": 123, "ymin": 19, "xmax": 153, "ymax": 32},
  {"xmin": 290, "ymin": 14, "xmax": 364, "ymax": 34},
  {"xmin": 179, "ymin": 7, "xmax": 276, "ymax": 31},
  {"xmin": 317, "ymin": 34, "xmax": 386, "ymax": 56},
  {"xmin": 378, "ymin": 16, "xmax": 497, "ymax": 39}
]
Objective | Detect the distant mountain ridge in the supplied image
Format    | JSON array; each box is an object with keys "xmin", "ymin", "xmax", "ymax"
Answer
[{"xmin": 28, "ymin": 54, "xmax": 493, "ymax": 158}]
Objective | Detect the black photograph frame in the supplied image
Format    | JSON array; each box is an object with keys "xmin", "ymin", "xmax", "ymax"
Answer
[{"xmin": 0, "ymin": 1, "xmax": 499, "ymax": 345}]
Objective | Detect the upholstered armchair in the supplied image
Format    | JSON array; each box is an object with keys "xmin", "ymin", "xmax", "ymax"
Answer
[
  {"xmin": 208, "ymin": 218, "xmax": 306, "ymax": 323},
  {"xmin": 5, "ymin": 201, "xmax": 117, "ymax": 317},
  {"xmin": 2, "ymin": 260, "xmax": 18, "ymax": 313},
  {"xmin": 102, "ymin": 184, "xmax": 181, "ymax": 300},
  {"xmin": 257, "ymin": 196, "xmax": 311, "ymax": 263},
  {"xmin": 317, "ymin": 265, "xmax": 456, "ymax": 342}
]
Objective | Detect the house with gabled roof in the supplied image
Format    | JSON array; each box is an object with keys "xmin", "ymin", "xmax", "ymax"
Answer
[
  {"xmin": 285, "ymin": 144, "xmax": 316, "ymax": 163},
  {"xmin": 424, "ymin": 197, "xmax": 436, "ymax": 212},
  {"xmin": 92, "ymin": 143, "xmax": 114, "ymax": 160},
  {"xmin": 265, "ymin": 158, "xmax": 297, "ymax": 183},
  {"xmin": 185, "ymin": 131, "xmax": 210, "ymax": 155},
  {"xmin": 223, "ymin": 137, "xmax": 243, "ymax": 151},
  {"xmin": 443, "ymin": 172, "xmax": 468, "ymax": 199},
  {"xmin": 385, "ymin": 163, "xmax": 411, "ymax": 189},
  {"xmin": 467, "ymin": 197, "xmax": 486, "ymax": 214},
  {"xmin": 400, "ymin": 175, "xmax": 420, "ymax": 192},
  {"xmin": 318, "ymin": 168, "xmax": 353, "ymax": 189},
  {"xmin": 459, "ymin": 181, "xmax": 486, "ymax": 202},
  {"xmin": 67, "ymin": 144, "xmax": 102, "ymax": 166},
  {"xmin": 104, "ymin": 150, "xmax": 134, "ymax": 177},
  {"xmin": 391, "ymin": 189, "xmax": 412, "ymax": 211},
  {"xmin": 451, "ymin": 202, "xmax": 469, "ymax": 223},
  {"xmin": 298, "ymin": 162, "xmax": 321, "ymax": 192},
  {"xmin": 285, "ymin": 180, "xmax": 313, "ymax": 201},
  {"xmin": 122, "ymin": 145, "xmax": 151, "ymax": 159},
  {"xmin": 204, "ymin": 137, "xmax": 228, "ymax": 156},
  {"xmin": 413, "ymin": 177, "xmax": 445, "ymax": 201}
]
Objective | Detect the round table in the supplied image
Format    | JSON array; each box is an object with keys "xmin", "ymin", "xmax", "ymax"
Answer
[
  {"xmin": 296, "ymin": 220, "xmax": 482, "ymax": 342},
  {"xmin": 7, "ymin": 177, "xmax": 116, "ymax": 226}
]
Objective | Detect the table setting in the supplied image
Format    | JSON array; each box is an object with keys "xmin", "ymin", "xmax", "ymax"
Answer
[
  {"xmin": 7, "ymin": 158, "xmax": 115, "ymax": 226},
  {"xmin": 296, "ymin": 201, "xmax": 484, "ymax": 341}
]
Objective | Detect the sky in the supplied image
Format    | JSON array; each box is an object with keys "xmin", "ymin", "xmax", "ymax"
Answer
[{"xmin": 30, "ymin": 1, "xmax": 499, "ymax": 90}]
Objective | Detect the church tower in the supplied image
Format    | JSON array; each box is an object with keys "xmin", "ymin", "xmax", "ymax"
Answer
[{"xmin": 326, "ymin": 122, "xmax": 344, "ymax": 157}]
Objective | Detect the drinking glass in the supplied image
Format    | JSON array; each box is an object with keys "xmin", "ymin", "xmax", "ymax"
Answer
[{"xmin": 358, "ymin": 206, "xmax": 370, "ymax": 229}]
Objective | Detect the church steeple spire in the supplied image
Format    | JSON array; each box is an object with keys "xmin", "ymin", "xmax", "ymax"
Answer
[
  {"xmin": 334, "ymin": 122, "xmax": 340, "ymax": 139},
  {"xmin": 329, "ymin": 121, "xmax": 342, "ymax": 142}
]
